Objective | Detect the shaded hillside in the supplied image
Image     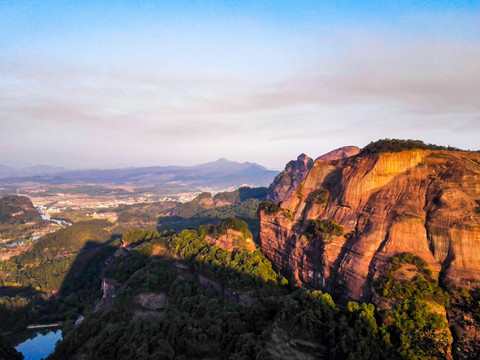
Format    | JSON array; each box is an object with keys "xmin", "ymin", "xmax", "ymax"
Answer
[
  {"xmin": 0, "ymin": 211, "xmax": 474, "ymax": 359},
  {"xmin": 13, "ymin": 220, "xmax": 111, "ymax": 265},
  {"xmin": 1, "ymin": 220, "xmax": 112, "ymax": 293},
  {"xmin": 0, "ymin": 220, "xmax": 117, "ymax": 360},
  {"xmin": 158, "ymin": 187, "xmax": 267, "ymax": 234}
]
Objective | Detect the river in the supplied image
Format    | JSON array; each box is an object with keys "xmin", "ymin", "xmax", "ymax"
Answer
[{"xmin": 35, "ymin": 207, "xmax": 72, "ymax": 227}]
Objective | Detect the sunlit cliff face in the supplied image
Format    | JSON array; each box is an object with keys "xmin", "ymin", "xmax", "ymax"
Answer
[{"xmin": 259, "ymin": 149, "xmax": 480, "ymax": 302}]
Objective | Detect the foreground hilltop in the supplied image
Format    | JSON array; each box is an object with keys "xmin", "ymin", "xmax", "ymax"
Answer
[{"xmin": 259, "ymin": 140, "xmax": 480, "ymax": 302}]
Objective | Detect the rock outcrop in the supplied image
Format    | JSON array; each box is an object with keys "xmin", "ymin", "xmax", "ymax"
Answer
[
  {"xmin": 206, "ymin": 228, "xmax": 256, "ymax": 252},
  {"xmin": 267, "ymin": 154, "xmax": 313, "ymax": 203},
  {"xmin": 315, "ymin": 146, "xmax": 360, "ymax": 162},
  {"xmin": 259, "ymin": 148, "xmax": 480, "ymax": 302},
  {"xmin": 98, "ymin": 278, "xmax": 118, "ymax": 309},
  {"xmin": 267, "ymin": 147, "xmax": 360, "ymax": 203}
]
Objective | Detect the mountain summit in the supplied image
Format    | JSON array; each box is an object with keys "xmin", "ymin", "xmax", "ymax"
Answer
[{"xmin": 260, "ymin": 140, "xmax": 480, "ymax": 302}]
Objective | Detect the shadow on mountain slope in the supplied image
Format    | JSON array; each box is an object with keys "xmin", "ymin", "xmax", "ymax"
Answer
[{"xmin": 44, "ymin": 227, "xmax": 407, "ymax": 360}]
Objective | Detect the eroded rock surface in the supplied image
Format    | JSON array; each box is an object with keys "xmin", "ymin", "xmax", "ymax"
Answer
[
  {"xmin": 267, "ymin": 154, "xmax": 313, "ymax": 203},
  {"xmin": 315, "ymin": 146, "xmax": 360, "ymax": 162},
  {"xmin": 259, "ymin": 149, "xmax": 480, "ymax": 302},
  {"xmin": 206, "ymin": 228, "xmax": 256, "ymax": 252}
]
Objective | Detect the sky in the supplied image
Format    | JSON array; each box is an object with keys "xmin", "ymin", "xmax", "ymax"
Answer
[{"xmin": 1, "ymin": 1, "xmax": 479, "ymax": 170}]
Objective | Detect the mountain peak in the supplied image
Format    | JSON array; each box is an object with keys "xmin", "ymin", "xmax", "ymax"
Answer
[{"xmin": 215, "ymin": 158, "xmax": 234, "ymax": 163}]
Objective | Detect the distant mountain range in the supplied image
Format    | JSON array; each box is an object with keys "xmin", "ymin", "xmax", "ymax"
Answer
[
  {"xmin": 0, "ymin": 164, "xmax": 68, "ymax": 179},
  {"xmin": 0, "ymin": 158, "xmax": 278, "ymax": 189}
]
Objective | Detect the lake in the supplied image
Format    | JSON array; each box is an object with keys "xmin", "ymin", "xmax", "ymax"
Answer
[{"xmin": 12, "ymin": 327, "xmax": 62, "ymax": 360}]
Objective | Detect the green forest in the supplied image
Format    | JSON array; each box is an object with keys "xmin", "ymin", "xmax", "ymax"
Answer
[
  {"xmin": 359, "ymin": 139, "xmax": 464, "ymax": 154},
  {"xmin": 157, "ymin": 187, "xmax": 267, "ymax": 234}
]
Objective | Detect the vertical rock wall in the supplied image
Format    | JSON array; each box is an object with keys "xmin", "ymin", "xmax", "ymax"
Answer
[{"xmin": 259, "ymin": 149, "xmax": 480, "ymax": 302}]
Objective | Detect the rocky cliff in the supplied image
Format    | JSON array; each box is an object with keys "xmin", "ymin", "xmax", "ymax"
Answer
[
  {"xmin": 267, "ymin": 147, "xmax": 360, "ymax": 203},
  {"xmin": 259, "ymin": 146, "xmax": 480, "ymax": 302},
  {"xmin": 267, "ymin": 153, "xmax": 313, "ymax": 203},
  {"xmin": 315, "ymin": 145, "xmax": 360, "ymax": 162}
]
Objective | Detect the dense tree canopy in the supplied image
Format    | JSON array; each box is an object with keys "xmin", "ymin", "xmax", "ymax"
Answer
[{"xmin": 360, "ymin": 139, "xmax": 463, "ymax": 155}]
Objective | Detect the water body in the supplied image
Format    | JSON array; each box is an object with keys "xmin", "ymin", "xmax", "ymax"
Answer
[
  {"xmin": 37, "ymin": 209, "xmax": 72, "ymax": 227},
  {"xmin": 12, "ymin": 327, "xmax": 62, "ymax": 360},
  {"xmin": 27, "ymin": 210, "xmax": 72, "ymax": 241}
]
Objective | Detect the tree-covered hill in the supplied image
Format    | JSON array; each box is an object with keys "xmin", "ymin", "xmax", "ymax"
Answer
[
  {"xmin": 157, "ymin": 186, "xmax": 267, "ymax": 234},
  {"xmin": 359, "ymin": 139, "xmax": 465, "ymax": 155},
  {"xmin": 0, "ymin": 195, "xmax": 42, "ymax": 224}
]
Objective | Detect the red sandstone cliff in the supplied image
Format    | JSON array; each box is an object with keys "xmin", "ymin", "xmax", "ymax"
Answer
[
  {"xmin": 315, "ymin": 145, "xmax": 360, "ymax": 162},
  {"xmin": 259, "ymin": 148, "xmax": 480, "ymax": 302},
  {"xmin": 267, "ymin": 147, "xmax": 360, "ymax": 203},
  {"xmin": 267, "ymin": 153, "xmax": 313, "ymax": 203}
]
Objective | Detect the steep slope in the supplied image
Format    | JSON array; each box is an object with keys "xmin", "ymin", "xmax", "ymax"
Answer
[
  {"xmin": 267, "ymin": 153, "xmax": 313, "ymax": 202},
  {"xmin": 259, "ymin": 145, "xmax": 480, "ymax": 302},
  {"xmin": 46, "ymin": 226, "xmax": 406, "ymax": 360},
  {"xmin": 267, "ymin": 146, "xmax": 360, "ymax": 203}
]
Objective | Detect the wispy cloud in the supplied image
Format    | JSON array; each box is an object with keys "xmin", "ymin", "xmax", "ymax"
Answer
[
  {"xmin": 196, "ymin": 42, "xmax": 480, "ymax": 117},
  {"xmin": 0, "ymin": 13, "xmax": 479, "ymax": 168}
]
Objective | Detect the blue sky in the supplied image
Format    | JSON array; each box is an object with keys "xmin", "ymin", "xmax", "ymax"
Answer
[{"xmin": 1, "ymin": 1, "xmax": 479, "ymax": 169}]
